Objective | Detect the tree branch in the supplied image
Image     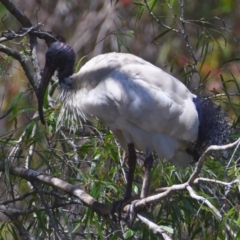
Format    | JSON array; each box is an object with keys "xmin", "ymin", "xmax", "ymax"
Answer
[
  {"xmin": 121, "ymin": 140, "xmax": 239, "ymax": 238},
  {"xmin": 188, "ymin": 138, "xmax": 240, "ymax": 185},
  {"xmin": 0, "ymin": 0, "xmax": 37, "ymax": 49},
  {"xmin": 0, "ymin": 160, "xmax": 112, "ymax": 216},
  {"xmin": 0, "ymin": 0, "xmax": 32, "ymax": 28},
  {"xmin": 0, "ymin": 43, "xmax": 38, "ymax": 92},
  {"xmin": 0, "ymin": 205, "xmax": 36, "ymax": 240},
  {"xmin": 179, "ymin": 0, "xmax": 198, "ymax": 65},
  {"xmin": 143, "ymin": 0, "xmax": 179, "ymax": 33},
  {"xmin": 137, "ymin": 213, "xmax": 172, "ymax": 240}
]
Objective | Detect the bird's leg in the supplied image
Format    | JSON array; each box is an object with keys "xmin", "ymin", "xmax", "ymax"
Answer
[
  {"xmin": 140, "ymin": 154, "xmax": 154, "ymax": 198},
  {"xmin": 186, "ymin": 148, "xmax": 200, "ymax": 162},
  {"xmin": 111, "ymin": 143, "xmax": 136, "ymax": 221},
  {"xmin": 128, "ymin": 154, "xmax": 154, "ymax": 223},
  {"xmin": 123, "ymin": 143, "xmax": 137, "ymax": 200}
]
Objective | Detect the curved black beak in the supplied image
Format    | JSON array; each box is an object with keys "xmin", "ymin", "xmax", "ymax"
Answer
[
  {"xmin": 37, "ymin": 41, "xmax": 76, "ymax": 125},
  {"xmin": 38, "ymin": 66, "xmax": 55, "ymax": 125}
]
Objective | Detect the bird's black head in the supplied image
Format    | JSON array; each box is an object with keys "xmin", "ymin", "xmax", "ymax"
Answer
[{"xmin": 38, "ymin": 41, "xmax": 76, "ymax": 125}]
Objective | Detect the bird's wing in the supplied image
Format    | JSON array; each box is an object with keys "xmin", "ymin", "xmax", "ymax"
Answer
[
  {"xmin": 77, "ymin": 53, "xmax": 198, "ymax": 141},
  {"xmin": 98, "ymin": 56, "xmax": 198, "ymax": 141},
  {"xmin": 70, "ymin": 53, "xmax": 199, "ymax": 164}
]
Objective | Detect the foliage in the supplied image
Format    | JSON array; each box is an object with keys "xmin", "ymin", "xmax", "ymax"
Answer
[{"xmin": 0, "ymin": 0, "xmax": 240, "ymax": 239}]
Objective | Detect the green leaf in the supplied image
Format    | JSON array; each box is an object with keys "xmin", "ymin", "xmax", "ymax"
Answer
[
  {"xmin": 8, "ymin": 107, "xmax": 35, "ymax": 121},
  {"xmin": 149, "ymin": 0, "xmax": 157, "ymax": 11},
  {"xmin": 123, "ymin": 229, "xmax": 135, "ymax": 239},
  {"xmin": 238, "ymin": 176, "xmax": 240, "ymax": 193},
  {"xmin": 153, "ymin": 28, "xmax": 173, "ymax": 41},
  {"xmin": 76, "ymin": 55, "xmax": 87, "ymax": 72},
  {"xmin": 159, "ymin": 225, "xmax": 174, "ymax": 234},
  {"xmin": 199, "ymin": 40, "xmax": 209, "ymax": 72},
  {"xmin": 222, "ymin": 58, "xmax": 240, "ymax": 65},
  {"xmin": 123, "ymin": 30, "xmax": 135, "ymax": 39},
  {"xmin": 0, "ymin": 92, "xmax": 23, "ymax": 119}
]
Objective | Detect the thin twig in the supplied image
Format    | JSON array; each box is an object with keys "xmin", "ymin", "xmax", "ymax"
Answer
[
  {"xmin": 143, "ymin": 0, "xmax": 179, "ymax": 33},
  {"xmin": 0, "ymin": 160, "xmax": 112, "ymax": 215},
  {"xmin": 188, "ymin": 139, "xmax": 240, "ymax": 185},
  {"xmin": 0, "ymin": 205, "xmax": 36, "ymax": 240},
  {"xmin": 31, "ymin": 181, "xmax": 64, "ymax": 240},
  {"xmin": 8, "ymin": 129, "xmax": 27, "ymax": 163},
  {"xmin": 226, "ymin": 138, "xmax": 240, "ymax": 168},
  {"xmin": 179, "ymin": 0, "xmax": 198, "ymax": 65},
  {"xmin": 137, "ymin": 213, "xmax": 172, "ymax": 240},
  {"xmin": 186, "ymin": 185, "xmax": 236, "ymax": 238},
  {"xmin": 0, "ymin": 23, "xmax": 43, "ymax": 43},
  {"xmin": 0, "ymin": 43, "xmax": 38, "ymax": 93}
]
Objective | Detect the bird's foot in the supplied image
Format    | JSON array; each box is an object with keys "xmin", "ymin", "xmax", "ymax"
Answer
[
  {"xmin": 111, "ymin": 198, "xmax": 139, "ymax": 225},
  {"xmin": 111, "ymin": 198, "xmax": 129, "ymax": 222},
  {"xmin": 128, "ymin": 199, "xmax": 138, "ymax": 226}
]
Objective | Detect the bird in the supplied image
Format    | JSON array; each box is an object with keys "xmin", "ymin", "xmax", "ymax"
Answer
[{"xmin": 38, "ymin": 41, "xmax": 229, "ymax": 206}]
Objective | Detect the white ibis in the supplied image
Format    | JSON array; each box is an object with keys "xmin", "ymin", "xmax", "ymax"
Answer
[{"xmin": 38, "ymin": 41, "xmax": 229, "ymax": 205}]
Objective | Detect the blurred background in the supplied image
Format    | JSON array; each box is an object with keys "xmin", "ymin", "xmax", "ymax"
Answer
[
  {"xmin": 0, "ymin": 1, "xmax": 240, "ymax": 238},
  {"xmin": 0, "ymin": 0, "xmax": 240, "ymax": 134}
]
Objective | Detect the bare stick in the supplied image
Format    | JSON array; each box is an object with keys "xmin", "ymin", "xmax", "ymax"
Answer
[
  {"xmin": 0, "ymin": 43, "xmax": 38, "ymax": 92},
  {"xmin": 0, "ymin": 160, "xmax": 112, "ymax": 215},
  {"xmin": 137, "ymin": 213, "xmax": 172, "ymax": 240},
  {"xmin": 179, "ymin": 0, "xmax": 198, "ymax": 65},
  {"xmin": 143, "ymin": 0, "xmax": 179, "ymax": 33}
]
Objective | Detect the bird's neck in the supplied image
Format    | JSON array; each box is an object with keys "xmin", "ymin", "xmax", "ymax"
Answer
[{"xmin": 58, "ymin": 61, "xmax": 75, "ymax": 84}]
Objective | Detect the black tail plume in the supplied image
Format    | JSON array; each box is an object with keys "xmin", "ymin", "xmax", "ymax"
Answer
[{"xmin": 192, "ymin": 97, "xmax": 231, "ymax": 158}]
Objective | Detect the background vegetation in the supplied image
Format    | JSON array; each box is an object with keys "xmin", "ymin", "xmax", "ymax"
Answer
[{"xmin": 0, "ymin": 0, "xmax": 240, "ymax": 239}]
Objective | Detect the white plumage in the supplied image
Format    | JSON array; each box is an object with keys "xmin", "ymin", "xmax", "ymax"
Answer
[
  {"xmin": 38, "ymin": 41, "xmax": 228, "ymax": 202},
  {"xmin": 65, "ymin": 52, "xmax": 198, "ymax": 167}
]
